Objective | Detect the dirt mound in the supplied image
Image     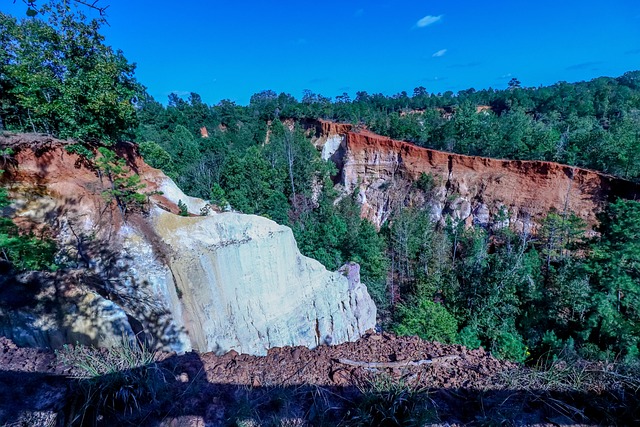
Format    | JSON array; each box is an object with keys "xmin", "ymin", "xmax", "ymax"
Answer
[
  {"xmin": 0, "ymin": 333, "xmax": 514, "ymax": 387},
  {"xmin": 0, "ymin": 333, "xmax": 515, "ymax": 425},
  {"xmin": 167, "ymin": 332, "xmax": 514, "ymax": 390}
]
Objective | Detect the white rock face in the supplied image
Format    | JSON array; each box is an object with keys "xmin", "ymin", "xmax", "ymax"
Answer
[
  {"xmin": 321, "ymin": 135, "xmax": 344, "ymax": 161},
  {"xmin": 151, "ymin": 209, "xmax": 376, "ymax": 355},
  {"xmin": 156, "ymin": 177, "xmax": 210, "ymax": 215}
]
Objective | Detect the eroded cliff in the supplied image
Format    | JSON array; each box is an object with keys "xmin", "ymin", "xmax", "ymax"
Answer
[
  {"xmin": 0, "ymin": 134, "xmax": 376, "ymax": 355},
  {"xmin": 315, "ymin": 123, "xmax": 640, "ymax": 231}
]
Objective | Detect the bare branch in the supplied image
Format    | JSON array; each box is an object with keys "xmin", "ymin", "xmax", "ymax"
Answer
[{"xmin": 335, "ymin": 355, "xmax": 459, "ymax": 369}]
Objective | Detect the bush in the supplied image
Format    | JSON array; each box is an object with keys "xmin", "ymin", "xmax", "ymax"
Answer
[
  {"xmin": 178, "ymin": 199, "xmax": 189, "ymax": 216},
  {"xmin": 493, "ymin": 330, "xmax": 529, "ymax": 363},
  {"xmin": 393, "ymin": 299, "xmax": 458, "ymax": 343},
  {"xmin": 457, "ymin": 325, "xmax": 482, "ymax": 349}
]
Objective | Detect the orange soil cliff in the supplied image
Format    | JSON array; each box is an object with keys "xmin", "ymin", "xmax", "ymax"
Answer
[{"xmin": 321, "ymin": 125, "xmax": 639, "ymax": 231}]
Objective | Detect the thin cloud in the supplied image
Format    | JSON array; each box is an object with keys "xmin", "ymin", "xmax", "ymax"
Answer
[
  {"xmin": 625, "ymin": 48, "xmax": 640, "ymax": 55},
  {"xmin": 500, "ymin": 73, "xmax": 513, "ymax": 79},
  {"xmin": 566, "ymin": 61, "xmax": 603, "ymax": 70},
  {"xmin": 354, "ymin": 8, "xmax": 364, "ymax": 17},
  {"xmin": 416, "ymin": 15, "xmax": 442, "ymax": 28},
  {"xmin": 432, "ymin": 49, "xmax": 447, "ymax": 57}
]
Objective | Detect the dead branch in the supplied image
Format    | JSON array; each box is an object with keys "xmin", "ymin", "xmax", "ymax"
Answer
[{"xmin": 335, "ymin": 355, "xmax": 459, "ymax": 369}]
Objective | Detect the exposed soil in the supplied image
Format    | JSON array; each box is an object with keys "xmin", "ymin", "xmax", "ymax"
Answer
[
  {"xmin": 182, "ymin": 332, "xmax": 514, "ymax": 390},
  {"xmin": 2, "ymin": 333, "xmax": 637, "ymax": 426}
]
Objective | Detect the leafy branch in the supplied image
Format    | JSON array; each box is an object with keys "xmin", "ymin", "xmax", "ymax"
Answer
[
  {"xmin": 15, "ymin": 0, "xmax": 110, "ymax": 17},
  {"xmin": 95, "ymin": 147, "xmax": 148, "ymax": 217}
]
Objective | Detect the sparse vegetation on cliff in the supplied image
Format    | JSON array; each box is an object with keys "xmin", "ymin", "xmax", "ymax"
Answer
[{"xmin": 0, "ymin": 148, "xmax": 57, "ymax": 271}]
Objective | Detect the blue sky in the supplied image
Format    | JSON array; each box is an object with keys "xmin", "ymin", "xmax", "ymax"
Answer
[{"xmin": 2, "ymin": 0, "xmax": 640, "ymax": 105}]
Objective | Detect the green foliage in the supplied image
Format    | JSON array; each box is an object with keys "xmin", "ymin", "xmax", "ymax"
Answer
[
  {"xmin": 177, "ymin": 199, "xmax": 188, "ymax": 216},
  {"xmin": 394, "ymin": 299, "xmax": 458, "ymax": 343},
  {"xmin": 585, "ymin": 199, "xmax": 640, "ymax": 357},
  {"xmin": 209, "ymin": 182, "xmax": 227, "ymax": 207},
  {"xmin": 494, "ymin": 330, "xmax": 530, "ymax": 363},
  {"xmin": 345, "ymin": 374, "xmax": 435, "ymax": 427},
  {"xmin": 415, "ymin": 172, "xmax": 435, "ymax": 194},
  {"xmin": 0, "ymin": 5, "xmax": 142, "ymax": 142},
  {"xmin": 138, "ymin": 141, "xmax": 175, "ymax": 177},
  {"xmin": 293, "ymin": 188, "xmax": 389, "ymax": 309},
  {"xmin": 0, "ymin": 151, "xmax": 57, "ymax": 271},
  {"xmin": 95, "ymin": 147, "xmax": 147, "ymax": 215},
  {"xmin": 457, "ymin": 326, "xmax": 482, "ymax": 349},
  {"xmin": 64, "ymin": 143, "xmax": 95, "ymax": 160}
]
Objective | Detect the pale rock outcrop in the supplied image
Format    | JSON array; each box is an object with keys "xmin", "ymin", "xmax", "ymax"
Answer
[
  {"xmin": 321, "ymin": 134, "xmax": 344, "ymax": 161},
  {"xmin": 152, "ymin": 209, "xmax": 376, "ymax": 355},
  {"xmin": 0, "ymin": 272, "xmax": 134, "ymax": 349}
]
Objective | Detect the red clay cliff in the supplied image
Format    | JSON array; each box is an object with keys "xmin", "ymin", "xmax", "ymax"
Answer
[{"xmin": 314, "ymin": 122, "xmax": 640, "ymax": 231}]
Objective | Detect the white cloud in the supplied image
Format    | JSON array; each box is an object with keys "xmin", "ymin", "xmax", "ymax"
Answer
[
  {"xmin": 416, "ymin": 15, "xmax": 442, "ymax": 28},
  {"xmin": 432, "ymin": 49, "xmax": 447, "ymax": 57}
]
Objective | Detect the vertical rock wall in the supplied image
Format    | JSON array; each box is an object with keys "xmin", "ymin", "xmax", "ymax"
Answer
[
  {"xmin": 152, "ymin": 209, "xmax": 376, "ymax": 355},
  {"xmin": 322, "ymin": 127, "xmax": 640, "ymax": 231}
]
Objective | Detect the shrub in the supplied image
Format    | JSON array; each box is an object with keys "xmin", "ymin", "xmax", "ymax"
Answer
[
  {"xmin": 393, "ymin": 299, "xmax": 458, "ymax": 343},
  {"xmin": 178, "ymin": 199, "xmax": 189, "ymax": 216},
  {"xmin": 493, "ymin": 330, "xmax": 529, "ymax": 363},
  {"xmin": 95, "ymin": 147, "xmax": 148, "ymax": 215}
]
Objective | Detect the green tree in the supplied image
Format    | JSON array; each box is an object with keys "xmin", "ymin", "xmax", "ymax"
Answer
[
  {"xmin": 586, "ymin": 199, "xmax": 640, "ymax": 357},
  {"xmin": 0, "ymin": 4, "xmax": 141, "ymax": 142},
  {"xmin": 95, "ymin": 147, "xmax": 147, "ymax": 216},
  {"xmin": 394, "ymin": 299, "xmax": 458, "ymax": 343}
]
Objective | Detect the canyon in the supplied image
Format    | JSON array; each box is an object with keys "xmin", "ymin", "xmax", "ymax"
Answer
[{"xmin": 3, "ymin": 121, "xmax": 640, "ymax": 356}]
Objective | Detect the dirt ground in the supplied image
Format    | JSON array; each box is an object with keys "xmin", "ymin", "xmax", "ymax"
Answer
[{"xmin": 0, "ymin": 333, "xmax": 637, "ymax": 426}]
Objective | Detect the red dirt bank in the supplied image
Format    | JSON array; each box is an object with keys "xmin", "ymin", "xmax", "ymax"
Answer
[{"xmin": 314, "ymin": 120, "xmax": 640, "ymax": 230}]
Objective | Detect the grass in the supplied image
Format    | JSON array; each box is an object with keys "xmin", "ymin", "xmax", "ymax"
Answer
[
  {"xmin": 341, "ymin": 372, "xmax": 437, "ymax": 427},
  {"xmin": 56, "ymin": 335, "xmax": 169, "ymax": 426},
  {"xmin": 51, "ymin": 341, "xmax": 640, "ymax": 426},
  {"xmin": 499, "ymin": 356, "xmax": 640, "ymax": 394},
  {"xmin": 487, "ymin": 355, "xmax": 640, "ymax": 425}
]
